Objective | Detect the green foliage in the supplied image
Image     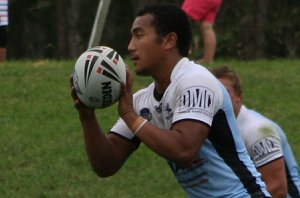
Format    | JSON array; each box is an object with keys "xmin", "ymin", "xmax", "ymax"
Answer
[
  {"xmin": 215, "ymin": 0, "xmax": 300, "ymax": 59},
  {"xmin": 1, "ymin": 59, "xmax": 300, "ymax": 197}
]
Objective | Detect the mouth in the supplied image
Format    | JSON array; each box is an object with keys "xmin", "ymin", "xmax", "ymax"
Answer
[{"xmin": 130, "ymin": 55, "xmax": 139, "ymax": 64}]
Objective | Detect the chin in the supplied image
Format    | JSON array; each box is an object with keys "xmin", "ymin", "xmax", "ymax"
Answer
[
  {"xmin": 135, "ymin": 68, "xmax": 149, "ymax": 76},
  {"xmin": 135, "ymin": 70, "xmax": 147, "ymax": 76}
]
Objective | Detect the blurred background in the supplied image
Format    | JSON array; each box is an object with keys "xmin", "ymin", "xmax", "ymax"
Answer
[{"xmin": 7, "ymin": 0, "xmax": 300, "ymax": 60}]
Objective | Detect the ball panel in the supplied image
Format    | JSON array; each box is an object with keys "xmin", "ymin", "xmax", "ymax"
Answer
[{"xmin": 94, "ymin": 46, "xmax": 126, "ymax": 84}]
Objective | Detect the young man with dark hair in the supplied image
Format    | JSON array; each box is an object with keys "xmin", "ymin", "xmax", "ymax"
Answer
[{"xmin": 71, "ymin": 3, "xmax": 270, "ymax": 197}]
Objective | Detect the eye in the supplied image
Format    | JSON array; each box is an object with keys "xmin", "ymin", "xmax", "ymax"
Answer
[
  {"xmin": 135, "ymin": 32, "xmax": 143, "ymax": 39},
  {"xmin": 132, "ymin": 28, "xmax": 144, "ymax": 39}
]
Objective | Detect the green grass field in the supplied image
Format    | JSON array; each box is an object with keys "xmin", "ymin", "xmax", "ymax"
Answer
[{"xmin": 1, "ymin": 59, "xmax": 300, "ymax": 198}]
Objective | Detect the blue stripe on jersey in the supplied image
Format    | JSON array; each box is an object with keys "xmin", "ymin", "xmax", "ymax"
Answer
[
  {"xmin": 285, "ymin": 162, "xmax": 300, "ymax": 197},
  {"xmin": 209, "ymin": 110, "xmax": 267, "ymax": 197}
]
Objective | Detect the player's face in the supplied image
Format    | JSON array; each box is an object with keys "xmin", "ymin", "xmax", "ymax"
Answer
[
  {"xmin": 128, "ymin": 14, "xmax": 165, "ymax": 76},
  {"xmin": 219, "ymin": 77, "xmax": 242, "ymax": 117}
]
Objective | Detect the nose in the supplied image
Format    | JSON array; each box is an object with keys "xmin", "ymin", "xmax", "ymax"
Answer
[{"xmin": 127, "ymin": 37, "xmax": 135, "ymax": 53}]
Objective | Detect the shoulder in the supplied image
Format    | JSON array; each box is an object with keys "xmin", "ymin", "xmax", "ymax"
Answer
[
  {"xmin": 239, "ymin": 107, "xmax": 280, "ymax": 139},
  {"xmin": 239, "ymin": 107, "xmax": 283, "ymax": 167},
  {"xmin": 171, "ymin": 59, "xmax": 226, "ymax": 123},
  {"xmin": 174, "ymin": 59, "xmax": 218, "ymax": 82},
  {"xmin": 246, "ymin": 108, "xmax": 279, "ymax": 133},
  {"xmin": 173, "ymin": 59, "xmax": 223, "ymax": 99}
]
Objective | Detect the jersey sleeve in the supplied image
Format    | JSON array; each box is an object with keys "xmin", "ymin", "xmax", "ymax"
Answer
[
  {"xmin": 246, "ymin": 125, "xmax": 283, "ymax": 168},
  {"xmin": 110, "ymin": 117, "xmax": 134, "ymax": 138},
  {"xmin": 172, "ymin": 73, "xmax": 223, "ymax": 126}
]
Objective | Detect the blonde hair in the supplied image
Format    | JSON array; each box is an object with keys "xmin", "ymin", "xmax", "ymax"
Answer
[{"xmin": 210, "ymin": 66, "xmax": 243, "ymax": 96}]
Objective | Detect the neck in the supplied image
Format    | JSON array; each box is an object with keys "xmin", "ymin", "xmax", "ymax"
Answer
[
  {"xmin": 154, "ymin": 81, "xmax": 169, "ymax": 96},
  {"xmin": 153, "ymin": 55, "xmax": 182, "ymax": 93},
  {"xmin": 235, "ymin": 104, "xmax": 242, "ymax": 118}
]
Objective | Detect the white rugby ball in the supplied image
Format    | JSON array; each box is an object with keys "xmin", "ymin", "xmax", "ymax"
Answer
[{"xmin": 73, "ymin": 46, "xmax": 126, "ymax": 109}]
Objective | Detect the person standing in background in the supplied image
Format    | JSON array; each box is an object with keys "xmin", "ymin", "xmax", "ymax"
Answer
[
  {"xmin": 181, "ymin": 0, "xmax": 222, "ymax": 64},
  {"xmin": 0, "ymin": 0, "xmax": 8, "ymax": 62},
  {"xmin": 211, "ymin": 65, "xmax": 300, "ymax": 198}
]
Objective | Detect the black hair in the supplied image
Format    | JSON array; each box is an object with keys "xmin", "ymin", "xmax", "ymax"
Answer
[{"xmin": 136, "ymin": 3, "xmax": 192, "ymax": 57}]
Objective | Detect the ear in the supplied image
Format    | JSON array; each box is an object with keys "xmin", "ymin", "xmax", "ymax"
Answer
[
  {"xmin": 163, "ymin": 32, "xmax": 177, "ymax": 50},
  {"xmin": 236, "ymin": 92, "xmax": 243, "ymax": 104}
]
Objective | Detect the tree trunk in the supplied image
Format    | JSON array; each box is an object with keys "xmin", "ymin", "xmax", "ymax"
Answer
[
  {"xmin": 56, "ymin": 0, "xmax": 69, "ymax": 59},
  {"xmin": 68, "ymin": 0, "xmax": 83, "ymax": 57},
  {"xmin": 241, "ymin": 0, "xmax": 268, "ymax": 59}
]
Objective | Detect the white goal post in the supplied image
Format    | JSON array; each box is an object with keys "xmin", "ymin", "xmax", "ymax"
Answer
[{"xmin": 88, "ymin": 0, "xmax": 112, "ymax": 49}]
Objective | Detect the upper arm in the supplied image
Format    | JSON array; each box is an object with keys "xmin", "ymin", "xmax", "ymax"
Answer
[
  {"xmin": 258, "ymin": 157, "xmax": 287, "ymax": 198},
  {"xmin": 172, "ymin": 119, "xmax": 210, "ymax": 142},
  {"xmin": 171, "ymin": 119, "xmax": 210, "ymax": 164},
  {"xmin": 247, "ymin": 124, "xmax": 287, "ymax": 197}
]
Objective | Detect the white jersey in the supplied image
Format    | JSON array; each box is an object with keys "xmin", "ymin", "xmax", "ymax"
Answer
[
  {"xmin": 0, "ymin": 0, "xmax": 8, "ymax": 26},
  {"xmin": 111, "ymin": 58, "xmax": 270, "ymax": 197},
  {"xmin": 237, "ymin": 105, "xmax": 300, "ymax": 197}
]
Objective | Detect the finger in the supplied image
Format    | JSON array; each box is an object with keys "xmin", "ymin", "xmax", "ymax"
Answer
[
  {"xmin": 120, "ymin": 82, "xmax": 127, "ymax": 96},
  {"xmin": 74, "ymin": 99, "xmax": 82, "ymax": 109},
  {"xmin": 125, "ymin": 68, "xmax": 133, "ymax": 91},
  {"xmin": 71, "ymin": 86, "xmax": 78, "ymax": 100},
  {"xmin": 70, "ymin": 74, "xmax": 74, "ymax": 87}
]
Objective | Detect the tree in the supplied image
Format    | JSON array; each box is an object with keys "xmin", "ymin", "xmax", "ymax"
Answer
[{"xmin": 7, "ymin": 0, "xmax": 300, "ymax": 60}]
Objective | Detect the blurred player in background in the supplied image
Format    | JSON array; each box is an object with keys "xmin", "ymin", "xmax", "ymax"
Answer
[
  {"xmin": 71, "ymin": 3, "xmax": 271, "ymax": 197},
  {"xmin": 211, "ymin": 65, "xmax": 300, "ymax": 198},
  {"xmin": 0, "ymin": 0, "xmax": 8, "ymax": 62},
  {"xmin": 181, "ymin": 0, "xmax": 222, "ymax": 64}
]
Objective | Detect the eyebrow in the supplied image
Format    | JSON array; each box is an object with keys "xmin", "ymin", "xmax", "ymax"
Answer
[{"xmin": 131, "ymin": 27, "xmax": 143, "ymax": 34}]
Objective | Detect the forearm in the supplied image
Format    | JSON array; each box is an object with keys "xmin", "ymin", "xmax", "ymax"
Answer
[
  {"xmin": 258, "ymin": 158, "xmax": 288, "ymax": 198},
  {"xmin": 80, "ymin": 115, "xmax": 119, "ymax": 177},
  {"xmin": 123, "ymin": 113, "xmax": 205, "ymax": 167},
  {"xmin": 265, "ymin": 182, "xmax": 287, "ymax": 198}
]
